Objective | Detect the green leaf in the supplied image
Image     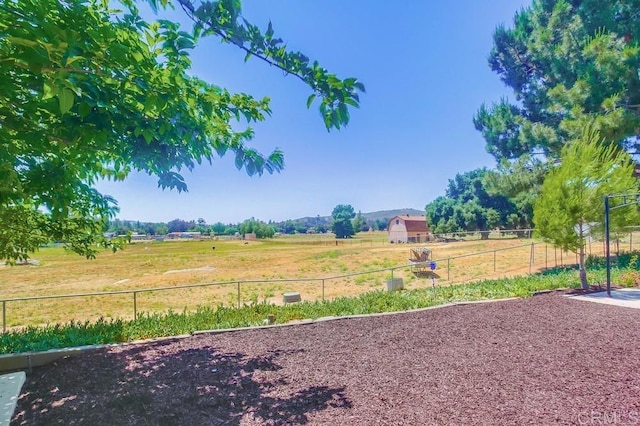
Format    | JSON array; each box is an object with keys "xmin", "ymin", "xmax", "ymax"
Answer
[
  {"xmin": 344, "ymin": 98, "xmax": 359, "ymax": 108},
  {"xmin": 58, "ymin": 88, "xmax": 75, "ymax": 115},
  {"xmin": 64, "ymin": 56, "xmax": 84, "ymax": 67},
  {"xmin": 28, "ymin": 61, "xmax": 43, "ymax": 74},
  {"xmin": 306, "ymin": 94, "xmax": 316, "ymax": 109},
  {"xmin": 235, "ymin": 153, "xmax": 244, "ymax": 171},
  {"xmin": 7, "ymin": 36, "xmax": 38, "ymax": 48},
  {"xmin": 266, "ymin": 21, "xmax": 274, "ymax": 40},
  {"xmin": 78, "ymin": 103, "xmax": 91, "ymax": 118},
  {"xmin": 142, "ymin": 129, "xmax": 153, "ymax": 144},
  {"xmin": 43, "ymin": 81, "xmax": 56, "ymax": 100}
]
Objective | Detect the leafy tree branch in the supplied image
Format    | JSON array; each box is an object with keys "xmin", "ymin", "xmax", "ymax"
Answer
[{"xmin": 0, "ymin": 0, "xmax": 364, "ymax": 260}]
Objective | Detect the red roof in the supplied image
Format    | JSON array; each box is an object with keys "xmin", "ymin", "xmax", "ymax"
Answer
[{"xmin": 389, "ymin": 215, "xmax": 429, "ymax": 232}]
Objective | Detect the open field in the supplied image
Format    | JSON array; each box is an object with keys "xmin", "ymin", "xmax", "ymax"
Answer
[{"xmin": 0, "ymin": 231, "xmax": 627, "ymax": 328}]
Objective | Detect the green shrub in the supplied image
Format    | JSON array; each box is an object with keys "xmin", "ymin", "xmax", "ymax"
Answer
[
  {"xmin": 587, "ymin": 250, "xmax": 640, "ymax": 270},
  {"xmin": 619, "ymin": 270, "xmax": 640, "ymax": 288}
]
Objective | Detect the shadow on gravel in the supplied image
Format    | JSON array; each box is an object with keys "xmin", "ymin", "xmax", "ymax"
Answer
[{"xmin": 15, "ymin": 339, "xmax": 352, "ymax": 425}]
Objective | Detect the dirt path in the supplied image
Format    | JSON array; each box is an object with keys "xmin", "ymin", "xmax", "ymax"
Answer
[{"xmin": 13, "ymin": 292, "xmax": 640, "ymax": 425}]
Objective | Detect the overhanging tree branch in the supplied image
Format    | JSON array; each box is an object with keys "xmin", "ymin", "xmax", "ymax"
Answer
[
  {"xmin": 176, "ymin": 0, "xmax": 308, "ymax": 87},
  {"xmin": 171, "ymin": 0, "xmax": 365, "ymax": 130}
]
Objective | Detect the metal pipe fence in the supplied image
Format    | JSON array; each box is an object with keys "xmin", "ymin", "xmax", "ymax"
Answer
[{"xmin": 1, "ymin": 236, "xmax": 635, "ymax": 332}]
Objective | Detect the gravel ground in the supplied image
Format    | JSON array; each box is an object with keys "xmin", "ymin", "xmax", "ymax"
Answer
[{"xmin": 12, "ymin": 292, "xmax": 640, "ymax": 425}]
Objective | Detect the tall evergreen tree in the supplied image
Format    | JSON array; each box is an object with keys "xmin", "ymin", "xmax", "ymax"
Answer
[{"xmin": 475, "ymin": 0, "xmax": 640, "ymax": 161}]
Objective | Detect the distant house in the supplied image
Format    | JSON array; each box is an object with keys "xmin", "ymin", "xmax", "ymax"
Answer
[
  {"xmin": 166, "ymin": 232, "xmax": 203, "ymax": 240},
  {"xmin": 387, "ymin": 215, "xmax": 431, "ymax": 243}
]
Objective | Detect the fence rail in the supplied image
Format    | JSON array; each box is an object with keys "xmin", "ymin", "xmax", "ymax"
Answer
[
  {"xmin": 1, "ymin": 236, "xmax": 633, "ymax": 332},
  {"xmin": 433, "ymin": 228, "xmax": 534, "ymax": 240}
]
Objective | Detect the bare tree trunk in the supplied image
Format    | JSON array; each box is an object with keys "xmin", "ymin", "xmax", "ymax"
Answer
[
  {"xmin": 578, "ymin": 223, "xmax": 588, "ymax": 290},
  {"xmin": 579, "ymin": 245, "xmax": 588, "ymax": 290}
]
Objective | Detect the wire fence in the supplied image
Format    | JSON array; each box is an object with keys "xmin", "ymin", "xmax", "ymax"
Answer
[
  {"xmin": 432, "ymin": 229, "xmax": 534, "ymax": 241},
  {"xmin": 261, "ymin": 228, "xmax": 537, "ymax": 245},
  {"xmin": 1, "ymin": 234, "xmax": 635, "ymax": 332}
]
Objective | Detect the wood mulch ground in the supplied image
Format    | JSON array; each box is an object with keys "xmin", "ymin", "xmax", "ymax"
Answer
[{"xmin": 11, "ymin": 291, "xmax": 640, "ymax": 425}]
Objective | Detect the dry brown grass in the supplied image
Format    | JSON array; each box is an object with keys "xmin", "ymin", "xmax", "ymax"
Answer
[{"xmin": 0, "ymin": 231, "xmax": 614, "ymax": 328}]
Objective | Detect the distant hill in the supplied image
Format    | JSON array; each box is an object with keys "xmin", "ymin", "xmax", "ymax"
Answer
[{"xmin": 360, "ymin": 208, "xmax": 424, "ymax": 222}]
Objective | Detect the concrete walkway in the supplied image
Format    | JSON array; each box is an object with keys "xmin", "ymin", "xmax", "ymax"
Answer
[
  {"xmin": 567, "ymin": 287, "xmax": 640, "ymax": 309},
  {"xmin": 1, "ymin": 372, "xmax": 25, "ymax": 426}
]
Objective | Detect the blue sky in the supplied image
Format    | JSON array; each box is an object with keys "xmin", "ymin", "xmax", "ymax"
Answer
[{"xmin": 97, "ymin": 1, "xmax": 531, "ymax": 224}]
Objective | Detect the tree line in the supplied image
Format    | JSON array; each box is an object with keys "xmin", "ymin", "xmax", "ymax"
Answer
[
  {"xmin": 107, "ymin": 206, "xmax": 390, "ymax": 239},
  {"xmin": 425, "ymin": 166, "xmax": 541, "ymax": 238}
]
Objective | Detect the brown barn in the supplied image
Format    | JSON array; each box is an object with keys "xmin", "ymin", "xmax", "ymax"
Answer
[{"xmin": 387, "ymin": 215, "xmax": 431, "ymax": 243}]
